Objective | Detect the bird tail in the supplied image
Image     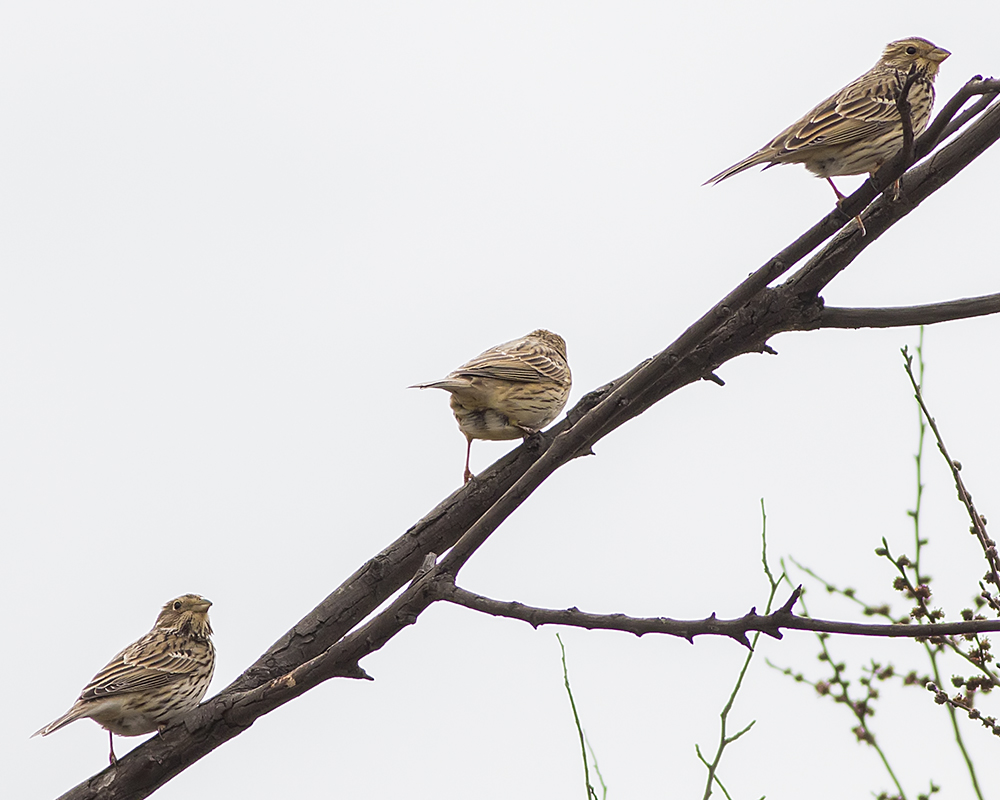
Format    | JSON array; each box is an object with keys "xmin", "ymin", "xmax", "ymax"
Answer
[
  {"xmin": 408, "ymin": 378, "xmax": 467, "ymax": 392},
  {"xmin": 32, "ymin": 706, "xmax": 86, "ymax": 738},
  {"xmin": 703, "ymin": 151, "xmax": 772, "ymax": 185}
]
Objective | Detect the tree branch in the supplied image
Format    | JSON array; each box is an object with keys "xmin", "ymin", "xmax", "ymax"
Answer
[
  {"xmin": 431, "ymin": 578, "xmax": 1000, "ymax": 644},
  {"xmin": 53, "ymin": 80, "xmax": 1000, "ymax": 800},
  {"xmin": 816, "ymin": 293, "xmax": 1000, "ymax": 329}
]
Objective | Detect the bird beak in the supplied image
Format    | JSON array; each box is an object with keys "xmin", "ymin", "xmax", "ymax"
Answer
[
  {"xmin": 196, "ymin": 598, "xmax": 213, "ymax": 611},
  {"xmin": 929, "ymin": 47, "xmax": 951, "ymax": 63}
]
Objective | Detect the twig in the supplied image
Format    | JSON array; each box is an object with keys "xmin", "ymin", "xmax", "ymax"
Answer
[
  {"xmin": 901, "ymin": 347, "xmax": 1000, "ymax": 612},
  {"xmin": 769, "ymin": 593, "xmax": 909, "ymax": 800},
  {"xmin": 905, "ymin": 336, "xmax": 986, "ymax": 800}
]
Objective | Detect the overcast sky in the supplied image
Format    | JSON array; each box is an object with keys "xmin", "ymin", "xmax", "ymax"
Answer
[{"xmin": 5, "ymin": 3, "xmax": 1000, "ymax": 798}]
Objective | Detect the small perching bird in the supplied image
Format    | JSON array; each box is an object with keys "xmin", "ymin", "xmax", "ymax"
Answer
[
  {"xmin": 411, "ymin": 329, "xmax": 572, "ymax": 484},
  {"xmin": 33, "ymin": 594, "xmax": 216, "ymax": 766},
  {"xmin": 705, "ymin": 37, "xmax": 950, "ymax": 231}
]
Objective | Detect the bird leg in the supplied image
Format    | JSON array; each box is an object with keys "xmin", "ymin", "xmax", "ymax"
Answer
[
  {"xmin": 463, "ymin": 436, "xmax": 474, "ymax": 484},
  {"xmin": 825, "ymin": 176, "xmax": 846, "ymax": 202},
  {"xmin": 826, "ymin": 177, "xmax": 866, "ymax": 236},
  {"xmin": 108, "ymin": 730, "xmax": 118, "ymax": 767}
]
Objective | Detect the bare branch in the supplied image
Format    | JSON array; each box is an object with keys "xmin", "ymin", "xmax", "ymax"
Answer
[
  {"xmin": 433, "ymin": 579, "xmax": 1000, "ymax": 642},
  {"xmin": 817, "ymin": 293, "xmax": 1000, "ymax": 329}
]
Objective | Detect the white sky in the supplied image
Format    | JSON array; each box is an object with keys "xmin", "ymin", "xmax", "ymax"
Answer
[{"xmin": 4, "ymin": 3, "xmax": 1000, "ymax": 798}]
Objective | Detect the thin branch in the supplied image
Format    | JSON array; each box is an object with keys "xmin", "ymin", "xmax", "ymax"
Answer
[
  {"xmin": 783, "ymin": 91, "xmax": 1000, "ymax": 299},
  {"xmin": 817, "ymin": 293, "xmax": 1000, "ymax": 329},
  {"xmin": 905, "ymin": 335, "xmax": 984, "ymax": 799},
  {"xmin": 902, "ymin": 348, "xmax": 1000, "ymax": 611},
  {"xmin": 916, "ymin": 77, "xmax": 1000, "ymax": 158},
  {"xmin": 789, "ymin": 554, "xmax": 1000, "ymax": 687},
  {"xmin": 870, "ymin": 76, "xmax": 1000, "ymax": 197},
  {"xmin": 769, "ymin": 593, "xmax": 909, "ymax": 799},
  {"xmin": 432, "ymin": 578, "xmax": 1000, "ymax": 642},
  {"xmin": 896, "ymin": 66, "xmax": 920, "ymax": 167},
  {"xmin": 940, "ymin": 89, "xmax": 1000, "ymax": 141}
]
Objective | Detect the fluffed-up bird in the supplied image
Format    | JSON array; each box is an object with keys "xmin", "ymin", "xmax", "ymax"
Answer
[
  {"xmin": 33, "ymin": 594, "xmax": 216, "ymax": 765},
  {"xmin": 705, "ymin": 37, "xmax": 950, "ymax": 232},
  {"xmin": 411, "ymin": 329, "xmax": 572, "ymax": 483}
]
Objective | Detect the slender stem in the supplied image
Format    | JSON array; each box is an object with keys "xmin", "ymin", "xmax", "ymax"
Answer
[
  {"xmin": 557, "ymin": 634, "xmax": 598, "ymax": 800},
  {"xmin": 584, "ymin": 734, "xmax": 607, "ymax": 800},
  {"xmin": 901, "ymin": 348, "xmax": 1000, "ymax": 609},
  {"xmin": 798, "ymin": 594, "xmax": 908, "ymax": 800},
  {"xmin": 925, "ymin": 643, "xmax": 985, "ymax": 800},
  {"xmin": 905, "ymin": 334, "xmax": 985, "ymax": 800},
  {"xmin": 699, "ymin": 501, "xmax": 777, "ymax": 800},
  {"xmin": 911, "ymin": 327, "xmax": 927, "ymax": 578}
]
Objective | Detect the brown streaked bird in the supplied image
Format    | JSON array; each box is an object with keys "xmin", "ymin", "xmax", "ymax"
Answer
[
  {"xmin": 706, "ymin": 37, "xmax": 950, "ymax": 232},
  {"xmin": 33, "ymin": 594, "xmax": 215, "ymax": 766},
  {"xmin": 411, "ymin": 329, "xmax": 572, "ymax": 484}
]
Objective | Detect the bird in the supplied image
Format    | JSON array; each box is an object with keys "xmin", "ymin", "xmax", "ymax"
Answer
[
  {"xmin": 411, "ymin": 329, "xmax": 572, "ymax": 483},
  {"xmin": 33, "ymin": 594, "xmax": 216, "ymax": 766},
  {"xmin": 705, "ymin": 37, "xmax": 950, "ymax": 232}
]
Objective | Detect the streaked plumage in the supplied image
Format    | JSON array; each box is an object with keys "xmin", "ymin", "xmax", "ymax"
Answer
[
  {"xmin": 411, "ymin": 329, "xmax": 572, "ymax": 483},
  {"xmin": 33, "ymin": 594, "xmax": 215, "ymax": 765},
  {"xmin": 706, "ymin": 37, "xmax": 950, "ymax": 226}
]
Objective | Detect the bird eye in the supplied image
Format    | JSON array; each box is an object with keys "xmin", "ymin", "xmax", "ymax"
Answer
[
  {"xmin": 906, "ymin": 46, "xmax": 917, "ymax": 55},
  {"xmin": 173, "ymin": 601, "xmax": 182, "ymax": 610}
]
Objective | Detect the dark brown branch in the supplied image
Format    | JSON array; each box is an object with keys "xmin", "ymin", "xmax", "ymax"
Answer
[
  {"xmin": 55, "ymin": 80, "xmax": 1000, "ymax": 800},
  {"xmin": 816, "ymin": 293, "xmax": 1000, "ymax": 329},
  {"xmin": 917, "ymin": 77, "xmax": 1000, "ymax": 156},
  {"xmin": 869, "ymin": 76, "xmax": 1000, "ymax": 198},
  {"xmin": 433, "ymin": 579, "xmax": 1000, "ymax": 643},
  {"xmin": 783, "ymin": 92, "xmax": 1000, "ymax": 300},
  {"xmin": 940, "ymin": 88, "xmax": 1000, "ymax": 141},
  {"xmin": 895, "ymin": 67, "xmax": 920, "ymax": 167}
]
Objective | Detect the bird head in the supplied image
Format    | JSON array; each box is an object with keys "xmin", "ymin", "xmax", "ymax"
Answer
[
  {"xmin": 527, "ymin": 329, "xmax": 568, "ymax": 358},
  {"xmin": 155, "ymin": 594, "xmax": 214, "ymax": 637},
  {"xmin": 880, "ymin": 37, "xmax": 951, "ymax": 78}
]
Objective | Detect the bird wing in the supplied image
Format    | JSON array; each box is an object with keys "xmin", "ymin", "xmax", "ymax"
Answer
[
  {"xmin": 79, "ymin": 632, "xmax": 208, "ymax": 699},
  {"xmin": 774, "ymin": 70, "xmax": 904, "ymax": 153},
  {"xmin": 457, "ymin": 338, "xmax": 567, "ymax": 384}
]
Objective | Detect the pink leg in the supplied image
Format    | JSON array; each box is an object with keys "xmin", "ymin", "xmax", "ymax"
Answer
[
  {"xmin": 826, "ymin": 177, "xmax": 865, "ymax": 236},
  {"xmin": 108, "ymin": 730, "xmax": 118, "ymax": 767},
  {"xmin": 825, "ymin": 176, "xmax": 846, "ymax": 201},
  {"xmin": 463, "ymin": 437, "xmax": 474, "ymax": 484}
]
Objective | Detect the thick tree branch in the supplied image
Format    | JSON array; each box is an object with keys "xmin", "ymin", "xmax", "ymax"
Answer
[{"xmin": 55, "ymin": 81, "xmax": 1000, "ymax": 800}]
